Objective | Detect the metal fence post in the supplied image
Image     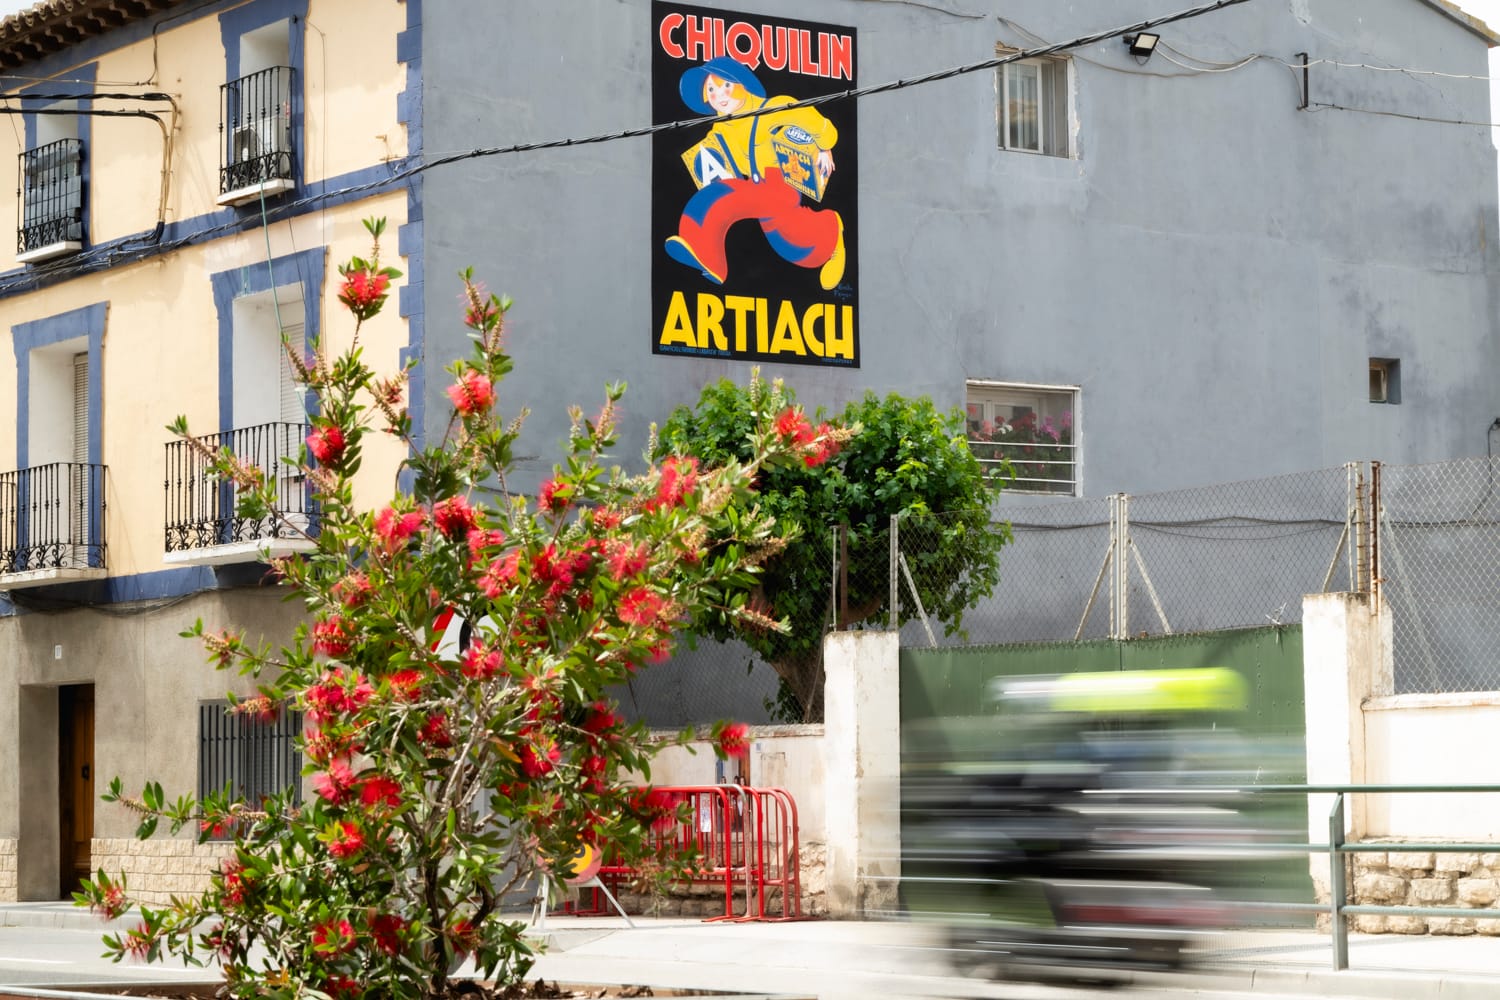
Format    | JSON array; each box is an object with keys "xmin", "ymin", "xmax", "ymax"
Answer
[
  {"xmin": 889, "ymin": 514, "xmax": 899, "ymax": 631},
  {"xmin": 1329, "ymin": 793, "xmax": 1348, "ymax": 970},
  {"xmin": 1111, "ymin": 493, "xmax": 1131, "ymax": 640}
]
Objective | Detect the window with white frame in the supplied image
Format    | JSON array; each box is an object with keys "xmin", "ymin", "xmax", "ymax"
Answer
[
  {"xmin": 966, "ymin": 382, "xmax": 1078, "ymax": 495},
  {"xmin": 996, "ymin": 49, "xmax": 1072, "ymax": 157}
]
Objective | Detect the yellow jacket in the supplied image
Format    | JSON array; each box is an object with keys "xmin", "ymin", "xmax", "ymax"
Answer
[{"xmin": 706, "ymin": 95, "xmax": 837, "ymax": 182}]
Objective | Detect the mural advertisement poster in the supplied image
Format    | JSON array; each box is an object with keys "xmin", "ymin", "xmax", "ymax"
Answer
[{"xmin": 651, "ymin": 1, "xmax": 859, "ymax": 367}]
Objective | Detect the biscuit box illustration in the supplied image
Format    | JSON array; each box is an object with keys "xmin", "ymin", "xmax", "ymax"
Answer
[{"xmin": 771, "ymin": 125, "xmax": 828, "ymax": 201}]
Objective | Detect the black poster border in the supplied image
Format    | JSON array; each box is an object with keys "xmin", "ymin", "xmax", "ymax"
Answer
[{"xmin": 651, "ymin": 1, "xmax": 859, "ymax": 369}]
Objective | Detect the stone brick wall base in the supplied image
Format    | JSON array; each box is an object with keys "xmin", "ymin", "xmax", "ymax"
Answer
[
  {"xmin": 567, "ymin": 841, "xmax": 828, "ymax": 919},
  {"xmin": 0, "ymin": 839, "xmax": 16, "ymax": 902},
  {"xmin": 1334, "ymin": 844, "xmax": 1500, "ymax": 935},
  {"xmin": 93, "ymin": 838, "xmax": 234, "ymax": 906}
]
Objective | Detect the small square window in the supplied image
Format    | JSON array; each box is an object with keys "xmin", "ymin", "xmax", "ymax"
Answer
[
  {"xmin": 996, "ymin": 49, "xmax": 1072, "ymax": 157},
  {"xmin": 966, "ymin": 381, "xmax": 1078, "ymax": 495},
  {"xmin": 1370, "ymin": 358, "xmax": 1400, "ymax": 404}
]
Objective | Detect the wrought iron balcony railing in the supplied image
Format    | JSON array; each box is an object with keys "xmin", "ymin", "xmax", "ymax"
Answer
[
  {"xmin": 164, "ymin": 422, "xmax": 315, "ymax": 554},
  {"xmin": 17, "ymin": 137, "xmax": 84, "ymax": 255},
  {"xmin": 220, "ymin": 66, "xmax": 294, "ymax": 195},
  {"xmin": 0, "ymin": 462, "xmax": 107, "ymax": 574}
]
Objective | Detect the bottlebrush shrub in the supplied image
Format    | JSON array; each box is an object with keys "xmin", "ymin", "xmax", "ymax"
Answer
[{"xmin": 74, "ymin": 218, "xmax": 838, "ymax": 1000}]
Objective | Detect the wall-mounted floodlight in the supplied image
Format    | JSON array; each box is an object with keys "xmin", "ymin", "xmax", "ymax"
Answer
[{"xmin": 1125, "ymin": 32, "xmax": 1160, "ymax": 59}]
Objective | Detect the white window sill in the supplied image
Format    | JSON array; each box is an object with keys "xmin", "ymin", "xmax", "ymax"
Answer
[
  {"xmin": 164, "ymin": 536, "xmax": 316, "ymax": 568},
  {"xmin": 216, "ymin": 178, "xmax": 295, "ymax": 208},
  {"xmin": 0, "ymin": 566, "xmax": 106, "ymax": 590},
  {"xmin": 17, "ymin": 240, "xmax": 82, "ymax": 264}
]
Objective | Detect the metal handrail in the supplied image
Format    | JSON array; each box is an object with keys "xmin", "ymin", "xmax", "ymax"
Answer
[{"xmin": 1158, "ymin": 782, "xmax": 1500, "ymax": 971}]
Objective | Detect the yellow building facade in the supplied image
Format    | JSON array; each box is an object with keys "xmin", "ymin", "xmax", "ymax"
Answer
[{"xmin": 0, "ymin": 0, "xmax": 415, "ymax": 902}]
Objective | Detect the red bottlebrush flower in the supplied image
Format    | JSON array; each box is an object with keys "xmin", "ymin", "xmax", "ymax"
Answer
[
  {"xmin": 306, "ymin": 424, "xmax": 346, "ymax": 465},
  {"xmin": 420, "ymin": 712, "xmax": 453, "ymax": 748},
  {"xmin": 122, "ymin": 922, "xmax": 153, "ymax": 961},
  {"xmin": 200, "ymin": 816, "xmax": 232, "ymax": 838},
  {"xmin": 775, "ymin": 407, "xmax": 816, "ymax": 446},
  {"xmin": 359, "ymin": 773, "xmax": 402, "ymax": 810},
  {"xmin": 311, "ymin": 616, "xmax": 354, "ymax": 659},
  {"xmin": 231, "ymin": 696, "xmax": 278, "ymax": 725},
  {"xmin": 322, "ymin": 975, "xmax": 361, "ymax": 1000},
  {"xmin": 480, "ymin": 550, "xmax": 522, "ymax": 598},
  {"xmin": 305, "ymin": 668, "xmax": 373, "ymax": 722},
  {"xmin": 461, "ymin": 640, "xmax": 505, "ymax": 681},
  {"xmin": 387, "ymin": 668, "xmax": 424, "ymax": 702},
  {"xmin": 369, "ymin": 913, "xmax": 406, "ymax": 956},
  {"xmin": 311, "ymin": 918, "xmax": 357, "ymax": 954},
  {"xmin": 433, "ymin": 495, "xmax": 479, "ymax": 539},
  {"xmin": 339, "ymin": 267, "xmax": 391, "ymax": 313},
  {"xmin": 446, "ymin": 369, "xmax": 495, "ymax": 416},
  {"xmin": 591, "ymin": 506, "xmax": 623, "ymax": 530},
  {"xmin": 604, "ymin": 540, "xmax": 649, "ymax": 581},
  {"xmin": 649, "ymin": 455, "xmax": 699, "ymax": 511},
  {"xmin": 718, "ymin": 721, "xmax": 752, "ymax": 760},
  {"xmin": 447, "ymin": 917, "xmax": 480, "ymax": 957},
  {"xmin": 618, "ymin": 587, "xmax": 666, "ymax": 627},
  {"xmin": 466, "ymin": 527, "xmax": 506, "ymax": 564},
  {"xmin": 332, "ymin": 570, "xmax": 372, "ymax": 609},
  {"xmin": 313, "ymin": 758, "xmax": 357, "ymax": 805},
  {"xmin": 802, "ymin": 423, "xmax": 841, "ymax": 468},
  {"xmin": 374, "ymin": 505, "xmax": 425, "ymax": 553},
  {"xmin": 221, "ymin": 860, "xmax": 247, "ymax": 908},
  {"xmin": 637, "ymin": 788, "xmax": 682, "ymax": 834},
  {"xmin": 92, "ymin": 881, "xmax": 128, "ymax": 921},
  {"xmin": 520, "ymin": 739, "xmax": 561, "ymax": 779},
  {"xmin": 582, "ymin": 700, "xmax": 620, "ymax": 735},
  {"xmin": 537, "ymin": 477, "xmax": 571, "ymax": 514},
  {"xmin": 327, "ymin": 820, "xmax": 365, "ymax": 860}
]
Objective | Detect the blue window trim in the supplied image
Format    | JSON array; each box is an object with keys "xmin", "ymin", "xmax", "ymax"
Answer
[
  {"xmin": 209, "ymin": 246, "xmax": 326, "ymax": 435},
  {"xmin": 11, "ymin": 301, "xmax": 107, "ymax": 470},
  {"xmin": 219, "ymin": 0, "xmax": 309, "ymax": 195},
  {"xmin": 21, "ymin": 63, "xmax": 97, "ymax": 253},
  {"xmin": 397, "ymin": 0, "xmax": 426, "ymax": 464}
]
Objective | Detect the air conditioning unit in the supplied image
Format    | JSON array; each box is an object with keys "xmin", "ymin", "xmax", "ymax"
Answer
[
  {"xmin": 231, "ymin": 122, "xmax": 266, "ymax": 164},
  {"xmin": 217, "ymin": 116, "xmax": 294, "ymax": 207}
]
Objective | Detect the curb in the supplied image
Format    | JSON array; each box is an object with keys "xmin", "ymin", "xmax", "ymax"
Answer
[{"xmin": 1141, "ymin": 963, "xmax": 1500, "ymax": 1000}]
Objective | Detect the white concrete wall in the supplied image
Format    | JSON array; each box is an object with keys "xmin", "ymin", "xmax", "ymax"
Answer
[
  {"xmin": 645, "ymin": 727, "xmax": 826, "ymax": 845},
  {"xmin": 1363, "ymin": 695, "xmax": 1500, "ymax": 840}
]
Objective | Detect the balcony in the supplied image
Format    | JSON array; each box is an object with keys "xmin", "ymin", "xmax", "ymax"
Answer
[
  {"xmin": 0, "ymin": 462, "xmax": 107, "ymax": 589},
  {"xmin": 164, "ymin": 422, "xmax": 316, "ymax": 566},
  {"xmin": 218, "ymin": 66, "xmax": 295, "ymax": 207},
  {"xmin": 16, "ymin": 138, "xmax": 84, "ymax": 264}
]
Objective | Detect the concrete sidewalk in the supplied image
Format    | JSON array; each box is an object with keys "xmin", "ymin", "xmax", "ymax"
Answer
[{"xmin": 3, "ymin": 901, "xmax": 1500, "ymax": 998}]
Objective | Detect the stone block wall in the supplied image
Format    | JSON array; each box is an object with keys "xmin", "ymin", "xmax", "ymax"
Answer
[
  {"xmin": 0, "ymin": 839, "xmax": 15, "ymax": 902},
  {"xmin": 93, "ymin": 838, "xmax": 234, "ymax": 906},
  {"xmin": 1341, "ymin": 844, "xmax": 1500, "ymax": 935}
]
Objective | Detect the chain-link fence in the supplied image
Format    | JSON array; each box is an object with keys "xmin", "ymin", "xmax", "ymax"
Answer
[
  {"xmin": 623, "ymin": 457, "xmax": 1500, "ymax": 727},
  {"xmin": 1376, "ymin": 457, "xmax": 1500, "ymax": 695}
]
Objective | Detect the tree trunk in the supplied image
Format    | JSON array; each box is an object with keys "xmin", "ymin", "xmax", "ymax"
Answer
[{"xmin": 772, "ymin": 645, "xmax": 825, "ymax": 722}]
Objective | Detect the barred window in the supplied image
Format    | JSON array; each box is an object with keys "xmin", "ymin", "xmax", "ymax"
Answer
[
  {"xmin": 198, "ymin": 700, "xmax": 303, "ymax": 834},
  {"xmin": 966, "ymin": 381, "xmax": 1078, "ymax": 495}
]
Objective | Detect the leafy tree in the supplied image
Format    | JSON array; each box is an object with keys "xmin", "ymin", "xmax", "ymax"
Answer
[
  {"xmin": 75, "ymin": 220, "xmax": 837, "ymax": 1000},
  {"xmin": 656, "ymin": 381, "xmax": 1009, "ymax": 720}
]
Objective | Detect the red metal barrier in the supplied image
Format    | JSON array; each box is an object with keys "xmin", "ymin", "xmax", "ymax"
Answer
[{"xmin": 576, "ymin": 784, "xmax": 806, "ymax": 921}]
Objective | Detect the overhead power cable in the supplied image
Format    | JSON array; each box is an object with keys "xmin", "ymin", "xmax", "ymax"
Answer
[{"xmin": 0, "ymin": 0, "xmax": 1252, "ymax": 295}]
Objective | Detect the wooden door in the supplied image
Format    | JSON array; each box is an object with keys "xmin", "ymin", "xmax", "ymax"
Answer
[{"xmin": 58, "ymin": 684, "xmax": 95, "ymax": 898}]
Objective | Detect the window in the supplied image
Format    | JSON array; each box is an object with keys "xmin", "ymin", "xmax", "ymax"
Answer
[
  {"xmin": 217, "ymin": 6, "xmax": 304, "ymax": 206},
  {"xmin": 165, "ymin": 248, "xmax": 323, "ymax": 560},
  {"xmin": 17, "ymin": 100, "xmax": 85, "ymax": 263},
  {"xmin": 198, "ymin": 700, "xmax": 303, "ymax": 836},
  {"xmin": 1370, "ymin": 358, "xmax": 1400, "ymax": 404},
  {"xmin": 967, "ymin": 381, "xmax": 1078, "ymax": 495},
  {"xmin": 3, "ymin": 303, "xmax": 107, "ymax": 583},
  {"xmin": 996, "ymin": 49, "xmax": 1071, "ymax": 157}
]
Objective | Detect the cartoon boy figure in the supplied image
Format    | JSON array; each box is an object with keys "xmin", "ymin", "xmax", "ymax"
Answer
[{"xmin": 665, "ymin": 55, "xmax": 846, "ymax": 291}]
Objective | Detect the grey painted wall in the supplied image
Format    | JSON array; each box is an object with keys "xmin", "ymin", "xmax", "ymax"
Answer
[{"xmin": 417, "ymin": 0, "xmax": 1500, "ymax": 500}]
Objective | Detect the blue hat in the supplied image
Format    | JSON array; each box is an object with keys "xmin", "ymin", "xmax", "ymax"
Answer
[{"xmin": 679, "ymin": 56, "xmax": 765, "ymax": 115}]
